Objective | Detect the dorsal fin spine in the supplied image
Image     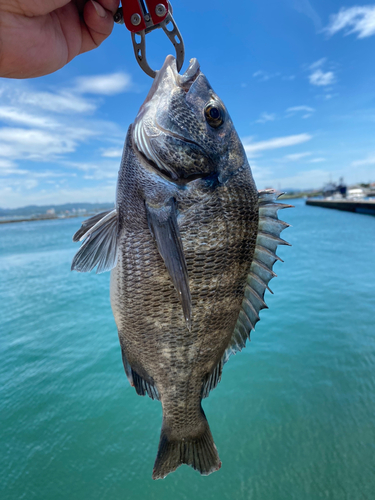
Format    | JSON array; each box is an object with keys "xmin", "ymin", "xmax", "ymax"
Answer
[{"xmin": 245, "ymin": 284, "xmax": 268, "ymax": 310}]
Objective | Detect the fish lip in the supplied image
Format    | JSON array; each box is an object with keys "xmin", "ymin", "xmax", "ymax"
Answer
[
  {"xmin": 137, "ymin": 56, "xmax": 200, "ymax": 111},
  {"xmin": 175, "ymin": 58, "xmax": 201, "ymax": 89},
  {"xmin": 159, "ymin": 55, "xmax": 201, "ymax": 89}
]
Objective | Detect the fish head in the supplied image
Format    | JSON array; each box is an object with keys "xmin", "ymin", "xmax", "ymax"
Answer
[{"xmin": 133, "ymin": 55, "xmax": 248, "ymax": 183}]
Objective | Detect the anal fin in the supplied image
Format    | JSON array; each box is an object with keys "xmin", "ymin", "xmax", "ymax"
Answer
[
  {"xmin": 201, "ymin": 357, "xmax": 225, "ymax": 399},
  {"xmin": 120, "ymin": 348, "xmax": 160, "ymax": 401},
  {"xmin": 131, "ymin": 369, "xmax": 160, "ymax": 401}
]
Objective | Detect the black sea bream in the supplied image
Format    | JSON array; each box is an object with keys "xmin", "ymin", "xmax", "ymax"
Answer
[{"xmin": 72, "ymin": 55, "xmax": 291, "ymax": 479}]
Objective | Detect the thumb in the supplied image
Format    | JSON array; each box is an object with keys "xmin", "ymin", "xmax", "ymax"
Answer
[{"xmin": 80, "ymin": 0, "xmax": 119, "ymax": 53}]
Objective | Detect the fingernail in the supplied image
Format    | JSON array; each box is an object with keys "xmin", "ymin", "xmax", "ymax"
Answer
[{"xmin": 91, "ymin": 0, "xmax": 106, "ymax": 18}]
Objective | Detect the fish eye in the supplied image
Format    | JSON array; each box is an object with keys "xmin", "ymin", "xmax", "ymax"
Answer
[{"xmin": 204, "ymin": 102, "xmax": 224, "ymax": 128}]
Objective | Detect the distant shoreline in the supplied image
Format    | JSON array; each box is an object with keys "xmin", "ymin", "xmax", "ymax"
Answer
[{"xmin": 0, "ymin": 214, "xmax": 96, "ymax": 225}]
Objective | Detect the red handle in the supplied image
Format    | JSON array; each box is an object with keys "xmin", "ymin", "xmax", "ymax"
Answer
[
  {"xmin": 147, "ymin": 0, "xmax": 169, "ymax": 26},
  {"xmin": 123, "ymin": 0, "xmax": 169, "ymax": 33}
]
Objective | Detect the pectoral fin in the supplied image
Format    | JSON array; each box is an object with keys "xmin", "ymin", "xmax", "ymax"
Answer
[
  {"xmin": 146, "ymin": 198, "xmax": 192, "ymax": 330},
  {"xmin": 71, "ymin": 209, "xmax": 118, "ymax": 274}
]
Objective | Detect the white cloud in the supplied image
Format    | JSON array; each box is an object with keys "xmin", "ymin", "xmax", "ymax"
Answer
[
  {"xmin": 0, "ymin": 75, "xmax": 131, "ymax": 208},
  {"xmin": 0, "ymin": 183, "xmax": 116, "ymax": 209},
  {"xmin": 253, "ymin": 71, "xmax": 296, "ymax": 83},
  {"xmin": 309, "ymin": 69, "xmax": 335, "ymax": 86},
  {"xmin": 0, "ymin": 158, "xmax": 16, "ymax": 169},
  {"xmin": 254, "ymin": 168, "xmax": 328, "ymax": 190},
  {"xmin": 315, "ymin": 93, "xmax": 338, "ymax": 101},
  {"xmin": 0, "ymin": 106, "xmax": 58, "ymax": 128},
  {"xmin": 101, "ymin": 148, "xmax": 123, "ymax": 158},
  {"xmin": 18, "ymin": 90, "xmax": 96, "ymax": 114},
  {"xmin": 0, "ymin": 158, "xmax": 28, "ymax": 177},
  {"xmin": 253, "ymin": 158, "xmax": 375, "ymax": 191},
  {"xmin": 62, "ymin": 160, "xmax": 120, "ymax": 180},
  {"xmin": 0, "ymin": 169, "xmax": 28, "ymax": 176},
  {"xmin": 253, "ymin": 70, "xmax": 281, "ymax": 82},
  {"xmin": 24, "ymin": 179, "xmax": 38, "ymax": 190},
  {"xmin": 256, "ymin": 112, "xmax": 276, "ymax": 124},
  {"xmin": 0, "ymin": 82, "xmax": 125, "ymax": 167},
  {"xmin": 308, "ymin": 59, "xmax": 336, "ymax": 87},
  {"xmin": 352, "ymin": 155, "xmax": 375, "ymax": 166},
  {"xmin": 287, "ymin": 105, "xmax": 315, "ymax": 113},
  {"xmin": 310, "ymin": 58, "xmax": 327, "ymax": 70},
  {"xmin": 83, "ymin": 172, "xmax": 118, "ymax": 180},
  {"xmin": 75, "ymin": 72, "xmax": 132, "ymax": 95},
  {"xmin": 32, "ymin": 171, "xmax": 73, "ymax": 179},
  {"xmin": 325, "ymin": 6, "xmax": 375, "ymax": 39},
  {"xmin": 0, "ymin": 127, "xmax": 95, "ymax": 160},
  {"xmin": 253, "ymin": 70, "xmax": 268, "ymax": 81},
  {"xmin": 0, "ymin": 158, "xmax": 24, "ymax": 175},
  {"xmin": 292, "ymin": 0, "xmax": 322, "ymax": 30},
  {"xmin": 309, "ymin": 157, "xmax": 326, "ymax": 163},
  {"xmin": 284, "ymin": 152, "xmax": 312, "ymax": 161},
  {"xmin": 287, "ymin": 105, "xmax": 316, "ymax": 118},
  {"xmin": 243, "ymin": 133, "xmax": 313, "ymax": 156}
]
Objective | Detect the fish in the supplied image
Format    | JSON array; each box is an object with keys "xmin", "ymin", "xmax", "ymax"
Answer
[{"xmin": 71, "ymin": 55, "xmax": 291, "ymax": 480}]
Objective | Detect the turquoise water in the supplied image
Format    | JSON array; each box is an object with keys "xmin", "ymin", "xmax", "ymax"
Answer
[{"xmin": 1, "ymin": 199, "xmax": 375, "ymax": 500}]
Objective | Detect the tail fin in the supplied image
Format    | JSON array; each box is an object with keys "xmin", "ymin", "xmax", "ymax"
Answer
[{"xmin": 152, "ymin": 409, "xmax": 221, "ymax": 480}]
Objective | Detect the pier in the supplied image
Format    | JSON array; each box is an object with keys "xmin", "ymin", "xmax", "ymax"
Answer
[{"xmin": 306, "ymin": 199, "xmax": 375, "ymax": 216}]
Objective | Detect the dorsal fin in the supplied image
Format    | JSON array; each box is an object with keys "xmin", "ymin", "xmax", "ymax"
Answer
[
  {"xmin": 202, "ymin": 190, "xmax": 292, "ymax": 398},
  {"xmin": 227, "ymin": 189, "xmax": 291, "ymax": 358}
]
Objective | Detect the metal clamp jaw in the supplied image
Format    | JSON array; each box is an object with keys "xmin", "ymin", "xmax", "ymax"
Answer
[{"xmin": 114, "ymin": 0, "xmax": 185, "ymax": 78}]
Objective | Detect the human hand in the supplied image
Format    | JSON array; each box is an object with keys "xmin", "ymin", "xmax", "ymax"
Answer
[{"xmin": 0, "ymin": 0, "xmax": 120, "ymax": 78}]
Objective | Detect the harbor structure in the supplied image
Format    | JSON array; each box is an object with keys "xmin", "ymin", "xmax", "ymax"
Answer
[{"xmin": 306, "ymin": 199, "xmax": 375, "ymax": 216}]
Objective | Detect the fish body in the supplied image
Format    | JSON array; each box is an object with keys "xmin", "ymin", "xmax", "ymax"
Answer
[{"xmin": 72, "ymin": 56, "xmax": 290, "ymax": 479}]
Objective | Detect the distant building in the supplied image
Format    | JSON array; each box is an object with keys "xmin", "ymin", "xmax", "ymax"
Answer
[
  {"xmin": 46, "ymin": 208, "xmax": 55, "ymax": 215},
  {"xmin": 323, "ymin": 178, "xmax": 347, "ymax": 198}
]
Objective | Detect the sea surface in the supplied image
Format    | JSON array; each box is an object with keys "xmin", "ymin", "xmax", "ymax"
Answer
[{"xmin": 1, "ymin": 199, "xmax": 374, "ymax": 500}]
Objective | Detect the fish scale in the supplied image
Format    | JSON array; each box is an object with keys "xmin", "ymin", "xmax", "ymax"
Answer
[
  {"xmin": 114, "ymin": 133, "xmax": 258, "ymax": 472},
  {"xmin": 72, "ymin": 55, "xmax": 290, "ymax": 479}
]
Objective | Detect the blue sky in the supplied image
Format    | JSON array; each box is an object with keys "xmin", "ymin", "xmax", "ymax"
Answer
[{"xmin": 1, "ymin": 0, "xmax": 375, "ymax": 208}]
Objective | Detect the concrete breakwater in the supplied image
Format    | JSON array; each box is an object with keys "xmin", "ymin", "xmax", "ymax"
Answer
[{"xmin": 306, "ymin": 199, "xmax": 375, "ymax": 216}]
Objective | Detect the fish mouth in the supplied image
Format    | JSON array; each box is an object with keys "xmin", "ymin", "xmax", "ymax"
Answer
[
  {"xmin": 176, "ymin": 57, "xmax": 201, "ymax": 90},
  {"xmin": 133, "ymin": 56, "xmax": 205, "ymax": 183},
  {"xmin": 155, "ymin": 55, "xmax": 200, "ymax": 96},
  {"xmin": 158, "ymin": 55, "xmax": 200, "ymax": 90},
  {"xmin": 136, "ymin": 56, "xmax": 200, "ymax": 113}
]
